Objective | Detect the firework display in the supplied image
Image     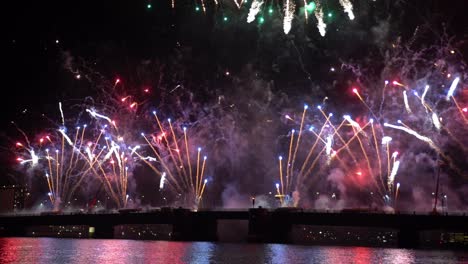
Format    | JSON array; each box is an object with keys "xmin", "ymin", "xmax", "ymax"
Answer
[
  {"xmin": 7, "ymin": 2, "xmax": 468, "ymax": 213},
  {"xmin": 162, "ymin": 0, "xmax": 354, "ymax": 35},
  {"xmin": 14, "ymin": 104, "xmax": 138, "ymax": 209},
  {"xmin": 247, "ymin": 0, "xmax": 355, "ymax": 35},
  {"xmin": 274, "ymin": 39, "xmax": 467, "ymax": 210},
  {"xmin": 13, "ymin": 85, "xmax": 212, "ymax": 210},
  {"xmin": 12, "ymin": 37, "xmax": 468, "ymax": 211},
  {"xmin": 138, "ymin": 112, "xmax": 209, "ymax": 208}
]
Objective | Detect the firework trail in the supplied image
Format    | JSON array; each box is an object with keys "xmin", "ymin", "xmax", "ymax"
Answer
[
  {"xmin": 314, "ymin": 7, "xmax": 327, "ymax": 37},
  {"xmin": 283, "ymin": 0, "xmax": 295, "ymax": 34},
  {"xmin": 431, "ymin": 112, "xmax": 441, "ymax": 130},
  {"xmin": 403, "ymin": 91, "xmax": 412, "ymax": 113},
  {"xmin": 446, "ymin": 77, "xmax": 460, "ymax": 101},
  {"xmin": 388, "ymin": 160, "xmax": 400, "ymax": 192},
  {"xmin": 79, "ymin": 104, "xmax": 143, "ymax": 208},
  {"xmin": 247, "ymin": 0, "xmax": 263, "ymax": 23},
  {"xmin": 138, "ymin": 112, "xmax": 210, "ymax": 209},
  {"xmin": 420, "ymin": 85, "xmax": 430, "ymax": 112},
  {"xmin": 159, "ymin": 172, "xmax": 167, "ymax": 189},
  {"xmin": 339, "ymin": 0, "xmax": 354, "ymax": 20}
]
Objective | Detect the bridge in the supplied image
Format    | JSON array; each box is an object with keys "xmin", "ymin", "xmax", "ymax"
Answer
[{"xmin": 0, "ymin": 208, "xmax": 467, "ymax": 248}]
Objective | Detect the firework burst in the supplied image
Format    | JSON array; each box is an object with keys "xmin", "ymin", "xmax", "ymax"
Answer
[
  {"xmin": 275, "ymin": 34, "xmax": 467, "ymax": 210},
  {"xmin": 137, "ymin": 112, "xmax": 210, "ymax": 209}
]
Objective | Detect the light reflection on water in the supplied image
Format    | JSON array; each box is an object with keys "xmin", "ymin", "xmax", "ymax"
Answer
[{"xmin": 0, "ymin": 238, "xmax": 467, "ymax": 264}]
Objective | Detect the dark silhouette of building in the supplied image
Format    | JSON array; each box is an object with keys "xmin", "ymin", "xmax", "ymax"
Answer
[{"xmin": 0, "ymin": 185, "xmax": 26, "ymax": 213}]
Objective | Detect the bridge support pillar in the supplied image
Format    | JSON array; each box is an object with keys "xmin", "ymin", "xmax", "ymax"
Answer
[
  {"xmin": 171, "ymin": 208, "xmax": 217, "ymax": 241},
  {"xmin": 248, "ymin": 208, "xmax": 272, "ymax": 242},
  {"xmin": 398, "ymin": 227, "xmax": 420, "ymax": 248},
  {"xmin": 90, "ymin": 225, "xmax": 115, "ymax": 239},
  {"xmin": 248, "ymin": 208, "xmax": 295, "ymax": 243},
  {"xmin": 271, "ymin": 212, "xmax": 293, "ymax": 243}
]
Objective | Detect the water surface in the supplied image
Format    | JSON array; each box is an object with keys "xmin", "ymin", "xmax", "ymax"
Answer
[{"xmin": 0, "ymin": 238, "xmax": 467, "ymax": 263}]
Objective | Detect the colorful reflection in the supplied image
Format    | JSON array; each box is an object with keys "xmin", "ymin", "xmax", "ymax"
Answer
[{"xmin": 0, "ymin": 238, "xmax": 466, "ymax": 264}]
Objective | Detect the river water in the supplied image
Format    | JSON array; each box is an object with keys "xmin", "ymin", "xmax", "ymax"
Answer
[{"xmin": 0, "ymin": 238, "xmax": 467, "ymax": 263}]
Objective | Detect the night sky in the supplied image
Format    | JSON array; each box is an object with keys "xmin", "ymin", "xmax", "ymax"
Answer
[
  {"xmin": 4, "ymin": 0, "xmax": 467, "ymax": 113},
  {"xmin": 2, "ymin": 0, "xmax": 468, "ymax": 209}
]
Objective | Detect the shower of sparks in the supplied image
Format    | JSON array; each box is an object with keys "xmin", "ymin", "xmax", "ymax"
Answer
[
  {"xmin": 388, "ymin": 160, "xmax": 400, "ymax": 191},
  {"xmin": 339, "ymin": 0, "xmax": 355, "ymax": 20},
  {"xmin": 315, "ymin": 8, "xmax": 327, "ymax": 36},
  {"xmin": 247, "ymin": 0, "xmax": 263, "ymax": 23},
  {"xmin": 283, "ymin": 0, "xmax": 295, "ymax": 34}
]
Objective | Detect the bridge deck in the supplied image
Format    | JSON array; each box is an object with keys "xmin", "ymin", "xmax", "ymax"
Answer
[{"xmin": 0, "ymin": 210, "xmax": 466, "ymax": 230}]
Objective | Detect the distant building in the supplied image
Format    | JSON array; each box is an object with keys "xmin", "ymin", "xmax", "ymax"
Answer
[{"xmin": 0, "ymin": 185, "xmax": 26, "ymax": 213}]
